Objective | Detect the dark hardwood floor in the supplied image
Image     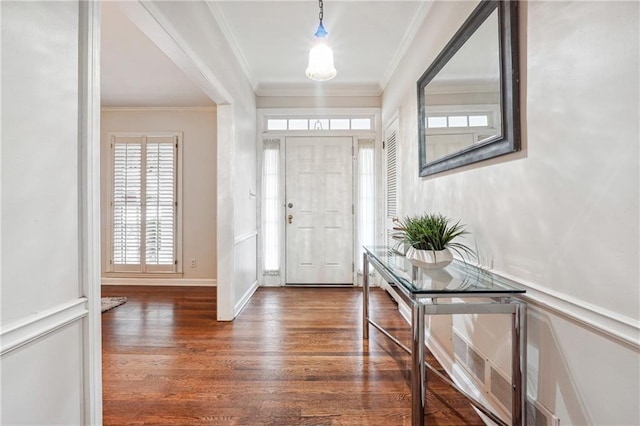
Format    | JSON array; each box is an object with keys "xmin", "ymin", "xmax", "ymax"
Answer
[{"xmin": 102, "ymin": 285, "xmax": 482, "ymax": 425}]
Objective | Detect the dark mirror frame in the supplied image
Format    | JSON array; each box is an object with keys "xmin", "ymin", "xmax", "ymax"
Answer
[{"xmin": 418, "ymin": 0, "xmax": 520, "ymax": 177}]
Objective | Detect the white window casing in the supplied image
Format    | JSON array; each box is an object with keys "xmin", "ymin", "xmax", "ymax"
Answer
[{"xmin": 108, "ymin": 133, "xmax": 182, "ymax": 274}]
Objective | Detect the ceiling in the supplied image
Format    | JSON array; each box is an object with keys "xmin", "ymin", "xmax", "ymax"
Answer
[
  {"xmin": 101, "ymin": 1, "xmax": 428, "ymax": 107},
  {"xmin": 101, "ymin": 2, "xmax": 215, "ymax": 107}
]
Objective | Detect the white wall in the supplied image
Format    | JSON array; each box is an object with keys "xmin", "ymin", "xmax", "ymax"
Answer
[
  {"xmin": 382, "ymin": 1, "xmax": 639, "ymax": 425},
  {"xmin": 1, "ymin": 1, "xmax": 99, "ymax": 423},
  {"xmin": 100, "ymin": 108, "xmax": 217, "ymax": 285},
  {"xmin": 129, "ymin": 1, "xmax": 258, "ymax": 319}
]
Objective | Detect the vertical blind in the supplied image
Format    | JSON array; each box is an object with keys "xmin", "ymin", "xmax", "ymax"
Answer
[
  {"xmin": 357, "ymin": 139, "xmax": 375, "ymax": 272},
  {"xmin": 111, "ymin": 135, "xmax": 177, "ymax": 272}
]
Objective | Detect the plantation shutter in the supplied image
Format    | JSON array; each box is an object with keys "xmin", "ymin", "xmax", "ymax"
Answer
[
  {"xmin": 113, "ymin": 139, "xmax": 142, "ymax": 267},
  {"xmin": 385, "ymin": 127, "xmax": 398, "ymax": 248},
  {"xmin": 111, "ymin": 135, "xmax": 178, "ymax": 273},
  {"xmin": 145, "ymin": 138, "xmax": 177, "ymax": 268}
]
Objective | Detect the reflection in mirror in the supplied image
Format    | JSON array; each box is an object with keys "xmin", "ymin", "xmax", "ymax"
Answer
[
  {"xmin": 418, "ymin": 1, "xmax": 520, "ymax": 177},
  {"xmin": 425, "ymin": 9, "xmax": 501, "ymax": 163}
]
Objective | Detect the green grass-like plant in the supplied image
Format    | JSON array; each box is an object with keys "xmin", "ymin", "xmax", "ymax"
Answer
[{"xmin": 393, "ymin": 213, "xmax": 475, "ymax": 260}]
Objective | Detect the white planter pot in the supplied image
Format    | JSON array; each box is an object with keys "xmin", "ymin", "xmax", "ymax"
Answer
[{"xmin": 406, "ymin": 247, "xmax": 453, "ymax": 270}]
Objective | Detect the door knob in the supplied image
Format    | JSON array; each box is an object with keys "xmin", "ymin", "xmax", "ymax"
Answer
[{"xmin": 288, "ymin": 214, "xmax": 293, "ymax": 224}]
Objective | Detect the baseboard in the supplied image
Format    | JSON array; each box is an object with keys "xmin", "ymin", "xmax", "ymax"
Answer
[
  {"xmin": 0, "ymin": 298, "xmax": 88, "ymax": 356},
  {"xmin": 101, "ymin": 278, "xmax": 217, "ymax": 286},
  {"xmin": 234, "ymin": 280, "xmax": 259, "ymax": 317}
]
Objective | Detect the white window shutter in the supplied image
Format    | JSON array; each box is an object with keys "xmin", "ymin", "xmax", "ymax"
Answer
[
  {"xmin": 385, "ymin": 127, "xmax": 398, "ymax": 248},
  {"xmin": 110, "ymin": 134, "xmax": 179, "ymax": 273},
  {"xmin": 112, "ymin": 140, "xmax": 142, "ymax": 266},
  {"xmin": 145, "ymin": 138, "xmax": 177, "ymax": 267}
]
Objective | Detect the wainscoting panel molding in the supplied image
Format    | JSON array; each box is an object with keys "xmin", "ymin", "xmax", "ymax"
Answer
[
  {"xmin": 488, "ymin": 267, "xmax": 640, "ymax": 350},
  {"xmin": 0, "ymin": 298, "xmax": 88, "ymax": 356},
  {"xmin": 379, "ymin": 264, "xmax": 639, "ymax": 350}
]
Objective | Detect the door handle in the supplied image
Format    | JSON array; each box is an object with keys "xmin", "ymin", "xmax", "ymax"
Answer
[{"xmin": 288, "ymin": 214, "xmax": 293, "ymax": 224}]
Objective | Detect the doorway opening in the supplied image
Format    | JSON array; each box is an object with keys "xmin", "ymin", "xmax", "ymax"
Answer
[{"xmin": 258, "ymin": 110, "xmax": 378, "ymax": 287}]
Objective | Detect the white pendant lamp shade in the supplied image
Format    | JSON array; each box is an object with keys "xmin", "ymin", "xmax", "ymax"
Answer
[
  {"xmin": 306, "ymin": 39, "xmax": 337, "ymax": 81},
  {"xmin": 306, "ymin": 0, "xmax": 336, "ymax": 81}
]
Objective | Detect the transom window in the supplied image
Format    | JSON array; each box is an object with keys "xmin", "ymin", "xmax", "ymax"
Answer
[
  {"xmin": 266, "ymin": 117, "xmax": 373, "ymax": 131},
  {"xmin": 427, "ymin": 113, "xmax": 490, "ymax": 129}
]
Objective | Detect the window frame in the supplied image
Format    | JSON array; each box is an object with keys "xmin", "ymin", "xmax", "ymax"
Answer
[
  {"xmin": 106, "ymin": 132, "xmax": 183, "ymax": 276},
  {"xmin": 265, "ymin": 115, "xmax": 375, "ymax": 132}
]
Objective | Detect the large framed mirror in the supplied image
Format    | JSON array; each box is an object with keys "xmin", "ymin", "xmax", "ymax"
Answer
[{"xmin": 418, "ymin": 0, "xmax": 520, "ymax": 177}]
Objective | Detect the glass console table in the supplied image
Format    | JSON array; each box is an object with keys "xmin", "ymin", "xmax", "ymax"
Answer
[{"xmin": 362, "ymin": 246, "xmax": 527, "ymax": 426}]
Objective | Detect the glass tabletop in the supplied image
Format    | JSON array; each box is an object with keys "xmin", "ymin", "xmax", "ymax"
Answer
[{"xmin": 364, "ymin": 246, "xmax": 526, "ymax": 296}]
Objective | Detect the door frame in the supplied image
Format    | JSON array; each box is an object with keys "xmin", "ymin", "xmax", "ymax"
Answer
[
  {"xmin": 80, "ymin": 1, "xmax": 102, "ymax": 422},
  {"xmin": 256, "ymin": 108, "xmax": 381, "ymax": 287},
  {"xmin": 284, "ymin": 135, "xmax": 355, "ymax": 286}
]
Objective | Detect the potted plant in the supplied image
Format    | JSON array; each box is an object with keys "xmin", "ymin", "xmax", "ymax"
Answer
[{"xmin": 393, "ymin": 213, "xmax": 474, "ymax": 269}]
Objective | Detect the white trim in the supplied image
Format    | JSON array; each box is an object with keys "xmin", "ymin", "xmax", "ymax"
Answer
[
  {"xmin": 234, "ymin": 230, "xmax": 258, "ymax": 245},
  {"xmin": 256, "ymin": 83, "xmax": 382, "ymax": 97},
  {"xmin": 205, "ymin": 1, "xmax": 258, "ymax": 91},
  {"xmin": 101, "ymin": 106, "xmax": 216, "ymax": 112},
  {"xmin": 234, "ymin": 280, "xmax": 259, "ymax": 317},
  {"xmin": 257, "ymin": 108, "xmax": 380, "ymax": 286},
  {"xmin": 381, "ymin": 2, "xmax": 433, "ymax": 89},
  {"xmin": 488, "ymin": 267, "xmax": 640, "ymax": 350},
  {"xmin": 260, "ymin": 107, "xmax": 381, "ymax": 117},
  {"xmin": 102, "ymin": 278, "xmax": 217, "ymax": 287},
  {"xmin": 0, "ymin": 298, "xmax": 88, "ymax": 356},
  {"xmin": 78, "ymin": 1, "xmax": 102, "ymax": 424}
]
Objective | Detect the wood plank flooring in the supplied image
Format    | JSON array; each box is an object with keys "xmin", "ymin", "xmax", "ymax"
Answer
[{"xmin": 102, "ymin": 286, "xmax": 482, "ymax": 425}]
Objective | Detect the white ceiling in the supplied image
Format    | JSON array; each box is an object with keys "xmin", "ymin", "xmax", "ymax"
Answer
[
  {"xmin": 101, "ymin": 2, "xmax": 215, "ymax": 107},
  {"xmin": 101, "ymin": 1, "xmax": 428, "ymax": 107}
]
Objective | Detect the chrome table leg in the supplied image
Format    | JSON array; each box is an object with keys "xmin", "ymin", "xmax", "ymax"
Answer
[{"xmin": 412, "ymin": 302, "xmax": 425, "ymax": 426}]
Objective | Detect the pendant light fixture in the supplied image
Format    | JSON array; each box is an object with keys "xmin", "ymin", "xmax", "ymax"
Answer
[{"xmin": 306, "ymin": 0, "xmax": 337, "ymax": 81}]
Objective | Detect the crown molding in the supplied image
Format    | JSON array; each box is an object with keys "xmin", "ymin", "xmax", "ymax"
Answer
[
  {"xmin": 205, "ymin": 1, "xmax": 259, "ymax": 91},
  {"xmin": 381, "ymin": 1, "xmax": 434, "ymax": 90},
  {"xmin": 101, "ymin": 106, "xmax": 217, "ymax": 112},
  {"xmin": 256, "ymin": 82, "xmax": 382, "ymax": 97}
]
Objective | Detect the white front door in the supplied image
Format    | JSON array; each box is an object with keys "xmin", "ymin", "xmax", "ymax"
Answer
[{"xmin": 285, "ymin": 137, "xmax": 354, "ymax": 284}]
